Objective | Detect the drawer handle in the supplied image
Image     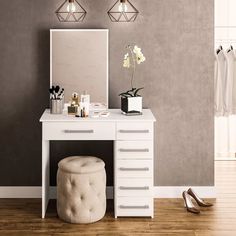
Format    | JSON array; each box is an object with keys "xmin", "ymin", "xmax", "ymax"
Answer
[
  {"xmin": 119, "ymin": 129, "xmax": 149, "ymax": 134},
  {"xmin": 119, "ymin": 186, "xmax": 149, "ymax": 190},
  {"xmin": 119, "ymin": 148, "xmax": 149, "ymax": 153},
  {"xmin": 119, "ymin": 167, "xmax": 149, "ymax": 171},
  {"xmin": 119, "ymin": 205, "xmax": 149, "ymax": 209},
  {"xmin": 64, "ymin": 130, "xmax": 94, "ymax": 134}
]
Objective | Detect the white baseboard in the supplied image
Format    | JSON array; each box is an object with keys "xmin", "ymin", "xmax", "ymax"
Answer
[{"xmin": 0, "ymin": 186, "xmax": 216, "ymax": 199}]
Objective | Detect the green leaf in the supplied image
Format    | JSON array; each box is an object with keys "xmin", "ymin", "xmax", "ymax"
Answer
[
  {"xmin": 134, "ymin": 87, "xmax": 144, "ymax": 97},
  {"xmin": 119, "ymin": 91, "xmax": 133, "ymax": 97},
  {"xmin": 119, "ymin": 92, "xmax": 127, "ymax": 97},
  {"xmin": 119, "ymin": 87, "xmax": 140, "ymax": 97}
]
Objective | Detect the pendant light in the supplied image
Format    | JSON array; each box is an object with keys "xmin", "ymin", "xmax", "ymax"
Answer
[
  {"xmin": 108, "ymin": 0, "xmax": 139, "ymax": 22},
  {"xmin": 55, "ymin": 0, "xmax": 87, "ymax": 22}
]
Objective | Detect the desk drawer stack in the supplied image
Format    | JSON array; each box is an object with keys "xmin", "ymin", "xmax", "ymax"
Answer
[{"xmin": 114, "ymin": 122, "xmax": 154, "ymax": 218}]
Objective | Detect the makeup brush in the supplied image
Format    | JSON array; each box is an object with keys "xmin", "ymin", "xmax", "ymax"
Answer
[
  {"xmin": 55, "ymin": 86, "xmax": 60, "ymax": 99},
  {"xmin": 53, "ymin": 85, "xmax": 60, "ymax": 99},
  {"xmin": 58, "ymin": 88, "xmax": 64, "ymax": 99},
  {"xmin": 51, "ymin": 86, "xmax": 56, "ymax": 99},
  {"xmin": 52, "ymin": 86, "xmax": 60, "ymax": 99},
  {"xmin": 49, "ymin": 88, "xmax": 54, "ymax": 99}
]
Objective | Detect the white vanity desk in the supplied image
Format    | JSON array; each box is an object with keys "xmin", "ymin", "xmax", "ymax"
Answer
[{"xmin": 40, "ymin": 109, "xmax": 156, "ymax": 218}]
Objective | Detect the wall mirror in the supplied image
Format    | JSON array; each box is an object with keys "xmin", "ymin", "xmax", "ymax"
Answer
[{"xmin": 50, "ymin": 29, "xmax": 109, "ymax": 108}]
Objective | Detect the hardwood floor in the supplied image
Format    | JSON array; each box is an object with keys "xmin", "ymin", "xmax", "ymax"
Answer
[{"xmin": 0, "ymin": 161, "xmax": 235, "ymax": 236}]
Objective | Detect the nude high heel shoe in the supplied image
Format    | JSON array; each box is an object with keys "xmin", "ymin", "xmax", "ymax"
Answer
[
  {"xmin": 182, "ymin": 191, "xmax": 200, "ymax": 214},
  {"xmin": 187, "ymin": 188, "xmax": 213, "ymax": 207}
]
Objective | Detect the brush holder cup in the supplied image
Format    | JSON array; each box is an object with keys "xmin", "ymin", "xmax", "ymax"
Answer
[{"xmin": 50, "ymin": 99, "xmax": 63, "ymax": 114}]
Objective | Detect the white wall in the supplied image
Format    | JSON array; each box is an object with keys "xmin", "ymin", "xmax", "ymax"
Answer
[{"xmin": 215, "ymin": 0, "xmax": 236, "ymax": 46}]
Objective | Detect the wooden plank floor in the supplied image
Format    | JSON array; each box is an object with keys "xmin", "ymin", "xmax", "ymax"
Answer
[{"xmin": 0, "ymin": 161, "xmax": 235, "ymax": 236}]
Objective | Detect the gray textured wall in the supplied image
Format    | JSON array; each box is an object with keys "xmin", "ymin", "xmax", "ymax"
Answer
[{"xmin": 0, "ymin": 0, "xmax": 214, "ymax": 186}]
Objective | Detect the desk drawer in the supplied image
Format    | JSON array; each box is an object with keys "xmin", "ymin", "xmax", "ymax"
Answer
[
  {"xmin": 116, "ymin": 122, "xmax": 153, "ymax": 140},
  {"xmin": 116, "ymin": 160, "xmax": 153, "ymax": 178},
  {"xmin": 116, "ymin": 178, "xmax": 153, "ymax": 197},
  {"xmin": 43, "ymin": 122, "xmax": 115, "ymax": 140},
  {"xmin": 116, "ymin": 141, "xmax": 153, "ymax": 159},
  {"xmin": 116, "ymin": 197, "xmax": 153, "ymax": 217}
]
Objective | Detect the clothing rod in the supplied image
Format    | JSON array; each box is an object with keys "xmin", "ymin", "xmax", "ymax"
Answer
[{"xmin": 215, "ymin": 26, "xmax": 236, "ymax": 28}]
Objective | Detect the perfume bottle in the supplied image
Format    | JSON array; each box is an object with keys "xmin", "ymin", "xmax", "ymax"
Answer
[
  {"xmin": 80, "ymin": 91, "xmax": 90, "ymax": 104},
  {"xmin": 68, "ymin": 92, "xmax": 79, "ymax": 115},
  {"xmin": 80, "ymin": 91, "xmax": 90, "ymax": 117},
  {"xmin": 71, "ymin": 92, "xmax": 79, "ymax": 105}
]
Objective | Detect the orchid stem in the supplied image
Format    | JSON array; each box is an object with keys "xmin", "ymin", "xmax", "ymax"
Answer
[{"xmin": 128, "ymin": 45, "xmax": 136, "ymax": 90}]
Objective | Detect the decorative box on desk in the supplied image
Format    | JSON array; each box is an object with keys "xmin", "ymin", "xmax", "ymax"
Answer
[{"xmin": 40, "ymin": 109, "xmax": 156, "ymax": 218}]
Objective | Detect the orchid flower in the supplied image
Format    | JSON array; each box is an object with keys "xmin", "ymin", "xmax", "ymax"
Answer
[{"xmin": 120, "ymin": 45, "xmax": 146, "ymax": 97}]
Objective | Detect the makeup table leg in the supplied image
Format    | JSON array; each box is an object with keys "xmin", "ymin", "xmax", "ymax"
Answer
[
  {"xmin": 42, "ymin": 140, "xmax": 50, "ymax": 218},
  {"xmin": 114, "ymin": 141, "xmax": 117, "ymax": 218}
]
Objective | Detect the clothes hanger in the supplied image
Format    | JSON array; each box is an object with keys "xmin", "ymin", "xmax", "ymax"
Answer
[
  {"xmin": 216, "ymin": 45, "xmax": 223, "ymax": 54},
  {"xmin": 227, "ymin": 45, "xmax": 233, "ymax": 53}
]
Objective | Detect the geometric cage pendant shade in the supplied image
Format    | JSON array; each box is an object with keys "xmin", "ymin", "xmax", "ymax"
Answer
[
  {"xmin": 108, "ymin": 0, "xmax": 139, "ymax": 22},
  {"xmin": 55, "ymin": 0, "xmax": 87, "ymax": 22}
]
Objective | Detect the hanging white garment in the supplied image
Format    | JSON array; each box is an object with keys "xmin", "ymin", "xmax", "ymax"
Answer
[
  {"xmin": 225, "ymin": 50, "xmax": 236, "ymax": 115},
  {"xmin": 215, "ymin": 49, "xmax": 236, "ymax": 159},
  {"xmin": 215, "ymin": 50, "xmax": 227, "ymax": 116},
  {"xmin": 231, "ymin": 50, "xmax": 236, "ymax": 114}
]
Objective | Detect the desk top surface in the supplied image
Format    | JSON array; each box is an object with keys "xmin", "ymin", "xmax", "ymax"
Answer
[{"xmin": 40, "ymin": 109, "xmax": 156, "ymax": 122}]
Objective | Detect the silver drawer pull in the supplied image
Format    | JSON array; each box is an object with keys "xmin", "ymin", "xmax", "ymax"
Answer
[
  {"xmin": 119, "ymin": 167, "xmax": 149, "ymax": 171},
  {"xmin": 64, "ymin": 130, "xmax": 94, "ymax": 133},
  {"xmin": 119, "ymin": 129, "xmax": 149, "ymax": 134},
  {"xmin": 119, "ymin": 205, "xmax": 149, "ymax": 209},
  {"xmin": 119, "ymin": 148, "xmax": 149, "ymax": 153},
  {"xmin": 119, "ymin": 186, "xmax": 149, "ymax": 190}
]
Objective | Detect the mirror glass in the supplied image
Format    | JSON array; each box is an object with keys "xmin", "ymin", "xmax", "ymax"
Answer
[{"xmin": 50, "ymin": 29, "xmax": 108, "ymax": 107}]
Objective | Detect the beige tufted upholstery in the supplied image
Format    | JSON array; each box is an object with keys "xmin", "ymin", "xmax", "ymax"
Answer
[{"xmin": 57, "ymin": 156, "xmax": 106, "ymax": 224}]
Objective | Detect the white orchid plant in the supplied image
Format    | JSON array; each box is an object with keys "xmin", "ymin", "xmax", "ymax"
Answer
[{"xmin": 119, "ymin": 45, "xmax": 146, "ymax": 98}]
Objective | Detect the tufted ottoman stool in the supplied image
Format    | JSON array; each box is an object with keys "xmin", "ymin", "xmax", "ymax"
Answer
[{"xmin": 57, "ymin": 156, "xmax": 106, "ymax": 224}]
